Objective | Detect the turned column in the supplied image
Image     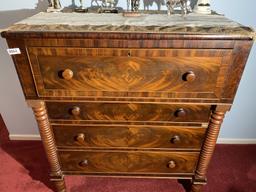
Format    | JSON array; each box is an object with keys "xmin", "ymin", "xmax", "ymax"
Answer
[
  {"xmin": 27, "ymin": 100, "xmax": 66, "ymax": 192},
  {"xmin": 189, "ymin": 109, "xmax": 226, "ymax": 192}
]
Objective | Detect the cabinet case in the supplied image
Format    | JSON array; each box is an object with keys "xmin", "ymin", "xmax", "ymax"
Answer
[{"xmin": 1, "ymin": 13, "xmax": 254, "ymax": 192}]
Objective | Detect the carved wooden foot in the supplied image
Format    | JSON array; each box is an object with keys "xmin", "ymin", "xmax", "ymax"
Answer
[
  {"xmin": 178, "ymin": 178, "xmax": 206, "ymax": 192},
  {"xmin": 28, "ymin": 100, "xmax": 66, "ymax": 192},
  {"xmin": 51, "ymin": 175, "xmax": 66, "ymax": 192},
  {"xmin": 189, "ymin": 178, "xmax": 207, "ymax": 192}
]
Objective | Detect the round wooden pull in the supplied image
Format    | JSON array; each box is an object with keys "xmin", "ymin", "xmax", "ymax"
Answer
[
  {"xmin": 170, "ymin": 135, "xmax": 181, "ymax": 144},
  {"xmin": 71, "ymin": 106, "xmax": 81, "ymax": 116},
  {"xmin": 62, "ymin": 69, "xmax": 73, "ymax": 80},
  {"xmin": 75, "ymin": 133, "xmax": 85, "ymax": 143},
  {"xmin": 175, "ymin": 108, "xmax": 186, "ymax": 117},
  {"xmin": 79, "ymin": 160, "xmax": 88, "ymax": 167},
  {"xmin": 167, "ymin": 160, "xmax": 176, "ymax": 169},
  {"xmin": 183, "ymin": 71, "xmax": 196, "ymax": 82}
]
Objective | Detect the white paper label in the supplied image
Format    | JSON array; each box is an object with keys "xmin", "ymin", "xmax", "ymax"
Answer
[{"xmin": 7, "ymin": 48, "xmax": 21, "ymax": 55}]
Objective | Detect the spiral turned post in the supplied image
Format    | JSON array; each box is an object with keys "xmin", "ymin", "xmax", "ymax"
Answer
[
  {"xmin": 190, "ymin": 110, "xmax": 225, "ymax": 192},
  {"xmin": 28, "ymin": 100, "xmax": 66, "ymax": 192}
]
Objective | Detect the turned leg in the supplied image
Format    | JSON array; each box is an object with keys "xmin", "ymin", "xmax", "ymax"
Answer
[
  {"xmin": 189, "ymin": 109, "xmax": 226, "ymax": 192},
  {"xmin": 28, "ymin": 100, "xmax": 66, "ymax": 192}
]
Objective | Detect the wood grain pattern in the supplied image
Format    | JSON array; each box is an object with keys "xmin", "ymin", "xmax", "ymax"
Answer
[
  {"xmin": 4, "ymin": 37, "xmax": 251, "ymax": 103},
  {"xmin": 58, "ymin": 150, "xmax": 199, "ymax": 175},
  {"xmin": 27, "ymin": 47, "xmax": 231, "ymax": 99},
  {"xmin": 6, "ymin": 39, "xmax": 37, "ymax": 97},
  {"xmin": 28, "ymin": 100, "xmax": 66, "ymax": 192},
  {"xmin": 1, "ymin": 15, "xmax": 254, "ymax": 192},
  {"xmin": 222, "ymin": 41, "xmax": 254, "ymax": 100},
  {"xmin": 190, "ymin": 110, "xmax": 225, "ymax": 192},
  {"xmin": 52, "ymin": 125, "xmax": 206, "ymax": 150},
  {"xmin": 25, "ymin": 39, "xmax": 236, "ymax": 49},
  {"xmin": 2, "ymin": 30, "xmax": 254, "ymax": 40},
  {"xmin": 46, "ymin": 102, "xmax": 211, "ymax": 123}
]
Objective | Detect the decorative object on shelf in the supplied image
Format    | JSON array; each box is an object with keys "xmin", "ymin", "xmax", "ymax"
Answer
[
  {"xmin": 193, "ymin": 0, "xmax": 211, "ymax": 14},
  {"xmin": 47, "ymin": 0, "xmax": 62, "ymax": 12},
  {"xmin": 75, "ymin": 0, "xmax": 88, "ymax": 12},
  {"xmin": 98, "ymin": 0, "xmax": 119, "ymax": 13},
  {"xmin": 127, "ymin": 0, "xmax": 131, "ymax": 11},
  {"xmin": 123, "ymin": 0, "xmax": 141, "ymax": 16},
  {"xmin": 166, "ymin": 0, "xmax": 192, "ymax": 16},
  {"xmin": 131, "ymin": 0, "xmax": 140, "ymax": 12},
  {"xmin": 143, "ymin": 0, "xmax": 165, "ymax": 11},
  {"xmin": 91, "ymin": 0, "xmax": 101, "ymax": 6}
]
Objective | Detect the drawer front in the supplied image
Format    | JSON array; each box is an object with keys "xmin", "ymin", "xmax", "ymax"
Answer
[
  {"xmin": 28, "ymin": 47, "xmax": 231, "ymax": 99},
  {"xmin": 59, "ymin": 150, "xmax": 199, "ymax": 174},
  {"xmin": 53, "ymin": 125, "xmax": 205, "ymax": 149},
  {"xmin": 46, "ymin": 102, "xmax": 211, "ymax": 123}
]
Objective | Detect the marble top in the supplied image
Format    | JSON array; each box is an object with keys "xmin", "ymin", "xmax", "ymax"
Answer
[
  {"xmin": 16, "ymin": 12, "xmax": 243, "ymax": 27},
  {"xmin": 4, "ymin": 12, "xmax": 255, "ymax": 38}
]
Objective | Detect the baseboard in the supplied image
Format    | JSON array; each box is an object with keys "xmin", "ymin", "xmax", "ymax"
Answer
[
  {"xmin": 9, "ymin": 134, "xmax": 41, "ymax": 141},
  {"xmin": 217, "ymin": 138, "xmax": 256, "ymax": 144},
  {"xmin": 8, "ymin": 134, "xmax": 256, "ymax": 144}
]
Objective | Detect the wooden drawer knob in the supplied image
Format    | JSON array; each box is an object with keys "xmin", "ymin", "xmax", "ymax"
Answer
[
  {"xmin": 167, "ymin": 160, "xmax": 176, "ymax": 169},
  {"xmin": 79, "ymin": 160, "xmax": 88, "ymax": 167},
  {"xmin": 62, "ymin": 69, "xmax": 73, "ymax": 80},
  {"xmin": 170, "ymin": 135, "xmax": 181, "ymax": 144},
  {"xmin": 75, "ymin": 133, "xmax": 85, "ymax": 143},
  {"xmin": 175, "ymin": 108, "xmax": 186, "ymax": 117},
  {"xmin": 183, "ymin": 71, "xmax": 196, "ymax": 82},
  {"xmin": 71, "ymin": 106, "xmax": 81, "ymax": 116}
]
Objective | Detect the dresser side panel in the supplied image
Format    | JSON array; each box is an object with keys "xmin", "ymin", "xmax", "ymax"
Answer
[
  {"xmin": 5, "ymin": 38, "xmax": 37, "ymax": 99},
  {"xmin": 221, "ymin": 40, "xmax": 254, "ymax": 101}
]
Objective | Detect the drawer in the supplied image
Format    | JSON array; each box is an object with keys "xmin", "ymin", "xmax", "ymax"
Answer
[
  {"xmin": 46, "ymin": 102, "xmax": 211, "ymax": 123},
  {"xmin": 53, "ymin": 125, "xmax": 205, "ymax": 150},
  {"xmin": 58, "ymin": 150, "xmax": 199, "ymax": 175},
  {"xmin": 28, "ymin": 47, "xmax": 232, "ymax": 98}
]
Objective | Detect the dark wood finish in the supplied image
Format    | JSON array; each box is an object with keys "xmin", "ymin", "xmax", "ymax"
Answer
[
  {"xmin": 6, "ymin": 39, "xmax": 37, "ymax": 97},
  {"xmin": 58, "ymin": 150, "xmax": 199, "ymax": 175},
  {"xmin": 27, "ymin": 47, "xmax": 231, "ymax": 99},
  {"xmin": 52, "ymin": 125, "xmax": 206, "ymax": 150},
  {"xmin": 27, "ymin": 100, "xmax": 66, "ymax": 192},
  {"xmin": 25, "ymin": 39, "xmax": 236, "ymax": 49},
  {"xmin": 222, "ymin": 41, "xmax": 254, "ymax": 100},
  {"xmin": 2, "ymin": 13, "xmax": 254, "ymax": 192},
  {"xmin": 3, "ymin": 36, "xmax": 252, "ymax": 103},
  {"xmin": 46, "ymin": 102, "xmax": 211, "ymax": 123},
  {"xmin": 190, "ymin": 110, "xmax": 225, "ymax": 192}
]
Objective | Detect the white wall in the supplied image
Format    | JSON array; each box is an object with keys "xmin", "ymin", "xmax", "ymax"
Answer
[
  {"xmin": 211, "ymin": 1, "xmax": 256, "ymax": 139},
  {"xmin": 0, "ymin": 0, "xmax": 255, "ymax": 139}
]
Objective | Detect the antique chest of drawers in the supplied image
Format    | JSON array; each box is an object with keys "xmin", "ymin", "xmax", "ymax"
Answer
[{"xmin": 1, "ymin": 13, "xmax": 254, "ymax": 192}]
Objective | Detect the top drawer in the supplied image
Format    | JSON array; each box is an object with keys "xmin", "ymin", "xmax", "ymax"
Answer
[{"xmin": 27, "ymin": 47, "xmax": 232, "ymax": 99}]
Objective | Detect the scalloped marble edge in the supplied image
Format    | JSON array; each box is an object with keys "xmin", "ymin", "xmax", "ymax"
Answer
[{"xmin": 4, "ymin": 23, "xmax": 254, "ymax": 38}]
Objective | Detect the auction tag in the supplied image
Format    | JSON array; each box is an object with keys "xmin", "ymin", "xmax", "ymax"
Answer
[{"xmin": 7, "ymin": 48, "xmax": 21, "ymax": 55}]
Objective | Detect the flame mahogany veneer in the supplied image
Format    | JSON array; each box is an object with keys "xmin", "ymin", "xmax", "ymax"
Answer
[{"xmin": 1, "ymin": 13, "xmax": 254, "ymax": 192}]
